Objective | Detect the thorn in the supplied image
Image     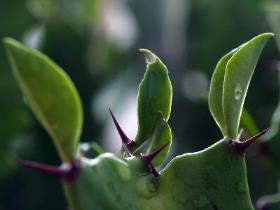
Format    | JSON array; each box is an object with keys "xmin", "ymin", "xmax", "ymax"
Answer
[
  {"xmin": 109, "ymin": 109, "xmax": 134, "ymax": 156},
  {"xmin": 141, "ymin": 143, "xmax": 169, "ymax": 165},
  {"xmin": 19, "ymin": 159, "xmax": 81, "ymax": 182},
  {"xmin": 229, "ymin": 128, "xmax": 269, "ymax": 156},
  {"xmin": 140, "ymin": 143, "xmax": 168, "ymax": 177},
  {"xmin": 150, "ymin": 164, "xmax": 160, "ymax": 177}
]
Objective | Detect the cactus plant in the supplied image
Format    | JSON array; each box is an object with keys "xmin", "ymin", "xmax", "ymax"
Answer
[{"xmin": 3, "ymin": 32, "xmax": 273, "ymax": 210}]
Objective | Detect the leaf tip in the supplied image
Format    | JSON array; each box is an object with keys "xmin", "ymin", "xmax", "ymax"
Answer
[
  {"xmin": 139, "ymin": 48, "xmax": 157, "ymax": 65},
  {"xmin": 3, "ymin": 37, "xmax": 19, "ymax": 49},
  {"xmin": 254, "ymin": 32, "xmax": 274, "ymax": 42}
]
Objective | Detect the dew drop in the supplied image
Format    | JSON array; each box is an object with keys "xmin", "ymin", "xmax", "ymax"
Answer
[{"xmin": 234, "ymin": 84, "xmax": 242, "ymax": 100}]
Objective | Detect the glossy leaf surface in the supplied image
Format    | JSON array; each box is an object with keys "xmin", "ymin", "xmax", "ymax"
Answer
[
  {"xmin": 209, "ymin": 50, "xmax": 235, "ymax": 135},
  {"xmin": 4, "ymin": 38, "xmax": 83, "ymax": 161},
  {"xmin": 223, "ymin": 33, "xmax": 273, "ymax": 138},
  {"xmin": 146, "ymin": 113, "xmax": 172, "ymax": 166},
  {"xmin": 209, "ymin": 33, "xmax": 272, "ymax": 138},
  {"xmin": 136, "ymin": 49, "xmax": 172, "ymax": 144}
]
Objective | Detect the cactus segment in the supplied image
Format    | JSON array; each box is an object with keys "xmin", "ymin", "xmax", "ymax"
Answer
[{"xmin": 63, "ymin": 139, "xmax": 254, "ymax": 210}]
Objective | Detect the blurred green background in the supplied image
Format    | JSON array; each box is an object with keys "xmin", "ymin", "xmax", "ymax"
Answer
[{"xmin": 0, "ymin": 0, "xmax": 280, "ymax": 209}]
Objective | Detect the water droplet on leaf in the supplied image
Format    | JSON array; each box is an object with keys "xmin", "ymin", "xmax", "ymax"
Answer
[{"xmin": 234, "ymin": 84, "xmax": 242, "ymax": 100}]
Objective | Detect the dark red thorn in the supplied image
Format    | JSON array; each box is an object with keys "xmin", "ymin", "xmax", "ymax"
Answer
[
  {"xmin": 141, "ymin": 143, "xmax": 168, "ymax": 165},
  {"xmin": 229, "ymin": 128, "xmax": 269, "ymax": 156},
  {"xmin": 109, "ymin": 109, "xmax": 134, "ymax": 155},
  {"xmin": 109, "ymin": 109, "xmax": 133, "ymax": 146},
  {"xmin": 19, "ymin": 159, "xmax": 81, "ymax": 182},
  {"xmin": 140, "ymin": 143, "xmax": 168, "ymax": 177},
  {"xmin": 150, "ymin": 164, "xmax": 160, "ymax": 177},
  {"xmin": 140, "ymin": 143, "xmax": 169, "ymax": 177}
]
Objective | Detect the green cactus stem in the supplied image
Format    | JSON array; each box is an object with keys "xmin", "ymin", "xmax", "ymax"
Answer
[{"xmin": 4, "ymin": 32, "xmax": 273, "ymax": 210}]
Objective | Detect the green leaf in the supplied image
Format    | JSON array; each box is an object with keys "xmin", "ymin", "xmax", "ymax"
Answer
[
  {"xmin": 135, "ymin": 49, "xmax": 172, "ymax": 144},
  {"xmin": 223, "ymin": 33, "xmax": 273, "ymax": 138},
  {"xmin": 209, "ymin": 50, "xmax": 236, "ymax": 135},
  {"xmin": 146, "ymin": 112, "xmax": 172, "ymax": 166},
  {"xmin": 240, "ymin": 108, "xmax": 259, "ymax": 137},
  {"xmin": 209, "ymin": 33, "xmax": 273, "ymax": 138},
  {"xmin": 4, "ymin": 38, "xmax": 83, "ymax": 162}
]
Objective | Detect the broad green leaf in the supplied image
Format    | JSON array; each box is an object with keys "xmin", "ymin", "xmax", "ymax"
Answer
[
  {"xmin": 4, "ymin": 38, "xmax": 83, "ymax": 162},
  {"xmin": 146, "ymin": 112, "xmax": 172, "ymax": 166},
  {"xmin": 223, "ymin": 33, "xmax": 273, "ymax": 138},
  {"xmin": 135, "ymin": 49, "xmax": 172, "ymax": 144},
  {"xmin": 209, "ymin": 50, "xmax": 236, "ymax": 135}
]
